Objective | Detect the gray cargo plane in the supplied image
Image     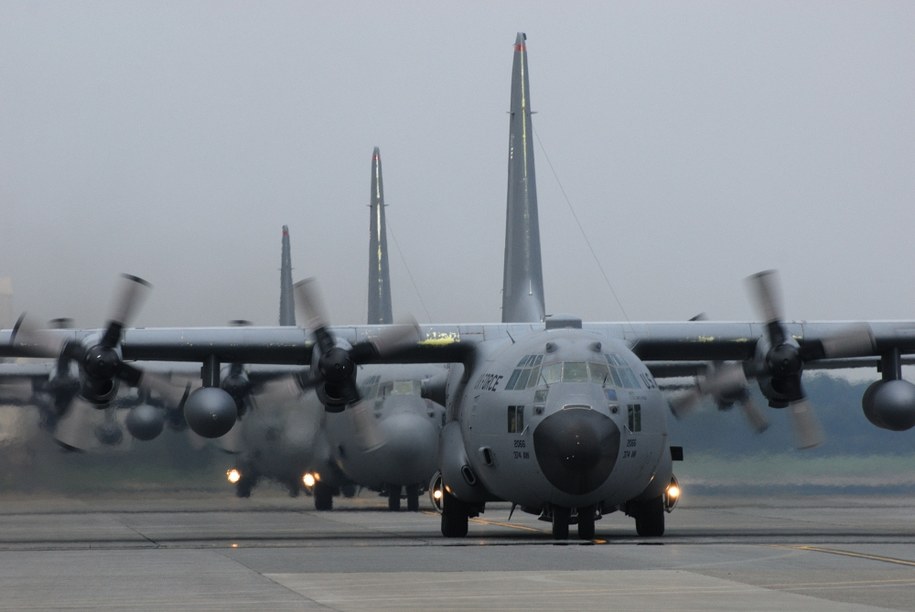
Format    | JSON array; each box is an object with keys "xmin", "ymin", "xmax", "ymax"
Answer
[{"xmin": 5, "ymin": 33, "xmax": 915, "ymax": 540}]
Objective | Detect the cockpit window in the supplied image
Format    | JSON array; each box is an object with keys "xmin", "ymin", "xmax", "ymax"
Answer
[
  {"xmin": 540, "ymin": 363, "xmax": 561, "ymax": 385},
  {"xmin": 604, "ymin": 353, "xmax": 641, "ymax": 389},
  {"xmin": 536, "ymin": 361, "xmax": 616, "ymax": 386},
  {"xmin": 589, "ymin": 361, "xmax": 611, "ymax": 385},
  {"xmin": 562, "ymin": 362, "xmax": 589, "ymax": 382},
  {"xmin": 505, "ymin": 354, "xmax": 544, "ymax": 390}
]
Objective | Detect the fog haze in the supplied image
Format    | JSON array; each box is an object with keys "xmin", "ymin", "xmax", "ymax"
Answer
[{"xmin": 2, "ymin": 2, "xmax": 913, "ymax": 329}]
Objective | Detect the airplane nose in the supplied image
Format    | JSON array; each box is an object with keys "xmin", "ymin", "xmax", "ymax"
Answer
[
  {"xmin": 533, "ymin": 407, "xmax": 620, "ymax": 495},
  {"xmin": 375, "ymin": 412, "xmax": 439, "ymax": 484}
]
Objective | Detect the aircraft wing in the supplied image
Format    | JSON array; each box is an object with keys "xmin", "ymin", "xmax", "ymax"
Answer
[
  {"xmin": 6, "ymin": 319, "xmax": 915, "ymax": 368},
  {"xmin": 619, "ymin": 320, "xmax": 915, "ymax": 367}
]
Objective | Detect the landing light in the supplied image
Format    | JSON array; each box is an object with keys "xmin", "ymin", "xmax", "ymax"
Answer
[
  {"xmin": 227, "ymin": 468, "xmax": 241, "ymax": 484},
  {"xmin": 302, "ymin": 473, "xmax": 316, "ymax": 488},
  {"xmin": 664, "ymin": 475, "xmax": 681, "ymax": 513},
  {"xmin": 429, "ymin": 473, "xmax": 445, "ymax": 513}
]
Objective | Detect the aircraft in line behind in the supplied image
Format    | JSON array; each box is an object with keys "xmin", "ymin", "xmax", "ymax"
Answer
[{"xmin": 225, "ymin": 152, "xmax": 445, "ymax": 512}]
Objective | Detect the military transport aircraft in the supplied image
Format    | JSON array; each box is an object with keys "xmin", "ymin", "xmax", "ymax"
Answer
[{"xmin": 4, "ymin": 33, "xmax": 915, "ymax": 541}]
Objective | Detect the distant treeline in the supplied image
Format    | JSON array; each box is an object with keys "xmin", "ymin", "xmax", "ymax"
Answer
[{"xmin": 668, "ymin": 374, "xmax": 914, "ymax": 456}]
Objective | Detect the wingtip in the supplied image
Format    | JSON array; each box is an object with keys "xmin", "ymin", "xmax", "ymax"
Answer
[{"xmin": 514, "ymin": 32, "xmax": 526, "ymax": 50}]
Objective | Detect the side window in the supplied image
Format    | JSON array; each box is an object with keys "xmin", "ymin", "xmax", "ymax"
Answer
[
  {"xmin": 507, "ymin": 405, "xmax": 525, "ymax": 433},
  {"xmin": 627, "ymin": 404, "xmax": 642, "ymax": 432}
]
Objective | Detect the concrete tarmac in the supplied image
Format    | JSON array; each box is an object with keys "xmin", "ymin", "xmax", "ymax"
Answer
[{"xmin": 1, "ymin": 489, "xmax": 914, "ymax": 611}]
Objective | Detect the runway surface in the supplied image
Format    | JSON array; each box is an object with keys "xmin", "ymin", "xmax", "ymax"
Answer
[{"xmin": 1, "ymin": 489, "xmax": 914, "ymax": 610}]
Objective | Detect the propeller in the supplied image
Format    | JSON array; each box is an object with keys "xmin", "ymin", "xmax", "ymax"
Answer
[
  {"xmin": 12, "ymin": 274, "xmax": 182, "ymax": 409},
  {"xmin": 293, "ymin": 278, "xmax": 420, "ymax": 411},
  {"xmin": 673, "ymin": 270, "xmax": 874, "ymax": 449},
  {"xmin": 745, "ymin": 270, "xmax": 874, "ymax": 449},
  {"xmin": 669, "ymin": 314, "xmax": 769, "ymax": 433},
  {"xmin": 669, "ymin": 361, "xmax": 769, "ymax": 433}
]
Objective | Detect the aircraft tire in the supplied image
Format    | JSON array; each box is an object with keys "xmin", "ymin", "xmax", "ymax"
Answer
[
  {"xmin": 314, "ymin": 482, "xmax": 334, "ymax": 511},
  {"xmin": 441, "ymin": 491, "xmax": 468, "ymax": 537},
  {"xmin": 552, "ymin": 507, "xmax": 570, "ymax": 540},
  {"xmin": 235, "ymin": 477, "xmax": 255, "ymax": 498},
  {"xmin": 577, "ymin": 505, "xmax": 596, "ymax": 540},
  {"xmin": 634, "ymin": 496, "xmax": 665, "ymax": 537},
  {"xmin": 388, "ymin": 489, "xmax": 401, "ymax": 511},
  {"xmin": 406, "ymin": 485, "xmax": 420, "ymax": 512}
]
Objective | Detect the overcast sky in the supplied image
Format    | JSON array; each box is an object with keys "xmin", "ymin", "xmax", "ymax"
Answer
[{"xmin": 1, "ymin": 1, "xmax": 913, "ymax": 330}]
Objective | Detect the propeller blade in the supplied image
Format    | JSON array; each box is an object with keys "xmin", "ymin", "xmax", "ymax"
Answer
[
  {"xmin": 738, "ymin": 396, "xmax": 769, "ymax": 434},
  {"xmin": 53, "ymin": 401, "xmax": 97, "ymax": 451},
  {"xmin": 101, "ymin": 274, "xmax": 152, "ymax": 348},
  {"xmin": 746, "ymin": 270, "xmax": 784, "ymax": 324},
  {"xmin": 746, "ymin": 270, "xmax": 788, "ymax": 347},
  {"xmin": 668, "ymin": 390, "xmax": 701, "ymax": 419},
  {"xmin": 294, "ymin": 278, "xmax": 330, "ymax": 333},
  {"xmin": 350, "ymin": 401, "xmax": 385, "ymax": 451},
  {"xmin": 789, "ymin": 398, "xmax": 824, "ymax": 449},
  {"xmin": 669, "ymin": 362, "xmax": 748, "ymax": 419},
  {"xmin": 351, "ymin": 319, "xmax": 422, "ymax": 363},
  {"xmin": 294, "ymin": 370, "xmax": 318, "ymax": 391},
  {"xmin": 11, "ymin": 313, "xmax": 66, "ymax": 357},
  {"xmin": 700, "ymin": 362, "xmax": 748, "ymax": 397}
]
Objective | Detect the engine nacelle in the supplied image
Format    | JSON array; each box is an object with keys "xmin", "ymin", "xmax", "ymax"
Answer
[
  {"xmin": 438, "ymin": 421, "xmax": 488, "ymax": 504},
  {"xmin": 755, "ymin": 376, "xmax": 790, "ymax": 408},
  {"xmin": 125, "ymin": 404, "xmax": 166, "ymax": 441},
  {"xmin": 79, "ymin": 375, "xmax": 119, "ymax": 405},
  {"xmin": 221, "ymin": 373, "xmax": 252, "ymax": 418},
  {"xmin": 184, "ymin": 387, "xmax": 237, "ymax": 438},
  {"xmin": 862, "ymin": 379, "xmax": 915, "ymax": 431}
]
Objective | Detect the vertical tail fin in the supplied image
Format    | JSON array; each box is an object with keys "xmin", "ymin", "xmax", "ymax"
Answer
[
  {"xmin": 278, "ymin": 225, "xmax": 296, "ymax": 326},
  {"xmin": 501, "ymin": 32, "xmax": 545, "ymax": 323},
  {"xmin": 368, "ymin": 147, "xmax": 394, "ymax": 325}
]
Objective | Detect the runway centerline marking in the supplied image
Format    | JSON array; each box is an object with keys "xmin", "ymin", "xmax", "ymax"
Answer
[{"xmin": 782, "ymin": 544, "xmax": 915, "ymax": 567}]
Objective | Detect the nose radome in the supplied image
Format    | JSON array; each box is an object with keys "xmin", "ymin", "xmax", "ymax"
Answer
[
  {"xmin": 374, "ymin": 412, "xmax": 439, "ymax": 484},
  {"xmin": 533, "ymin": 407, "xmax": 620, "ymax": 495}
]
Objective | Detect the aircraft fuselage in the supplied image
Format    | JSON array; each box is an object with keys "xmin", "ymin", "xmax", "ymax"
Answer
[{"xmin": 444, "ymin": 326, "xmax": 671, "ymax": 519}]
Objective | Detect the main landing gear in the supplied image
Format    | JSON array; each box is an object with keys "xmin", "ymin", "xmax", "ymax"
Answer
[
  {"xmin": 441, "ymin": 490, "xmax": 475, "ymax": 537},
  {"xmin": 627, "ymin": 496, "xmax": 665, "ymax": 537},
  {"xmin": 550, "ymin": 506, "xmax": 597, "ymax": 540},
  {"xmin": 386, "ymin": 485, "xmax": 422, "ymax": 512}
]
